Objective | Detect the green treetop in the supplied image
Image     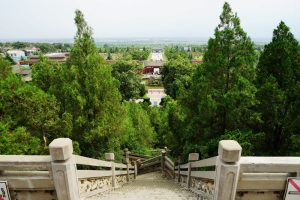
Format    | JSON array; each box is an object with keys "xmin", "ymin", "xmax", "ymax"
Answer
[
  {"xmin": 112, "ymin": 59, "xmax": 145, "ymax": 101},
  {"xmin": 256, "ymin": 21, "xmax": 300, "ymax": 155},
  {"xmin": 178, "ymin": 2, "xmax": 260, "ymax": 157}
]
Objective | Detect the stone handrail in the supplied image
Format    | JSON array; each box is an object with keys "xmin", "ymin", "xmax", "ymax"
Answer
[
  {"xmin": 75, "ymin": 153, "xmax": 135, "ymax": 199},
  {"xmin": 0, "ymin": 138, "xmax": 137, "ymax": 200},
  {"xmin": 236, "ymin": 156, "xmax": 300, "ymax": 199},
  {"xmin": 174, "ymin": 152, "xmax": 216, "ymax": 199},
  {"xmin": 0, "ymin": 155, "xmax": 54, "ymax": 199},
  {"xmin": 1, "ymin": 138, "xmax": 299, "ymax": 200},
  {"xmin": 174, "ymin": 140, "xmax": 300, "ymax": 200}
]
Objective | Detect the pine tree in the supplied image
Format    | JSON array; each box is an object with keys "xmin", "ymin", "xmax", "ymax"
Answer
[
  {"xmin": 256, "ymin": 21, "xmax": 300, "ymax": 155},
  {"xmin": 180, "ymin": 2, "xmax": 260, "ymax": 157}
]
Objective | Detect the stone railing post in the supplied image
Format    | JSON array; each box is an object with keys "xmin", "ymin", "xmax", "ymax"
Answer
[
  {"xmin": 124, "ymin": 148, "xmax": 130, "ymax": 182},
  {"xmin": 187, "ymin": 153, "xmax": 199, "ymax": 189},
  {"xmin": 49, "ymin": 138, "xmax": 80, "ymax": 200},
  {"xmin": 161, "ymin": 147, "xmax": 167, "ymax": 177},
  {"xmin": 105, "ymin": 153, "xmax": 115, "ymax": 188},
  {"xmin": 213, "ymin": 140, "xmax": 242, "ymax": 200},
  {"xmin": 177, "ymin": 157, "xmax": 181, "ymax": 183},
  {"xmin": 134, "ymin": 161, "xmax": 137, "ymax": 179}
]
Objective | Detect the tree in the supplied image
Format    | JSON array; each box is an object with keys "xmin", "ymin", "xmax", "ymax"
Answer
[
  {"xmin": 130, "ymin": 49, "xmax": 150, "ymax": 61},
  {"xmin": 112, "ymin": 59, "xmax": 145, "ymax": 100},
  {"xmin": 56, "ymin": 10, "xmax": 125, "ymax": 157},
  {"xmin": 120, "ymin": 102, "xmax": 156, "ymax": 154},
  {"xmin": 0, "ymin": 57, "xmax": 12, "ymax": 79},
  {"xmin": 256, "ymin": 22, "xmax": 300, "ymax": 155},
  {"xmin": 161, "ymin": 57, "xmax": 194, "ymax": 99},
  {"xmin": 178, "ymin": 2, "xmax": 259, "ymax": 158},
  {"xmin": 0, "ymin": 125, "xmax": 43, "ymax": 155},
  {"xmin": 1, "ymin": 57, "xmax": 67, "ymax": 149}
]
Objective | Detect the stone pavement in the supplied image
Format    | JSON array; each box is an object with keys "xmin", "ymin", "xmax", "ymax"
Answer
[{"xmin": 88, "ymin": 172, "xmax": 198, "ymax": 200}]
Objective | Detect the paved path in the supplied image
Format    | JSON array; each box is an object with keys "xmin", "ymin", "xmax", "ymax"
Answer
[{"xmin": 89, "ymin": 172, "xmax": 198, "ymax": 200}]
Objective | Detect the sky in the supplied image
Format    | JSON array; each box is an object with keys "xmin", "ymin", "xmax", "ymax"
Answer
[{"xmin": 0, "ymin": 0, "xmax": 299, "ymax": 41}]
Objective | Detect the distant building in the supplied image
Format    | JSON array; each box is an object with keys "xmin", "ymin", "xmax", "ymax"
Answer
[
  {"xmin": 142, "ymin": 61, "xmax": 164, "ymax": 74},
  {"xmin": 151, "ymin": 48, "xmax": 163, "ymax": 61},
  {"xmin": 28, "ymin": 53, "xmax": 68, "ymax": 66},
  {"xmin": 147, "ymin": 89, "xmax": 166, "ymax": 106},
  {"xmin": 7, "ymin": 50, "xmax": 26, "ymax": 63},
  {"xmin": 24, "ymin": 47, "xmax": 39, "ymax": 56}
]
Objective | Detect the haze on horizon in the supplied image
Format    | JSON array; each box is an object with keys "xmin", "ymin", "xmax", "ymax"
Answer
[{"xmin": 0, "ymin": 0, "xmax": 299, "ymax": 41}]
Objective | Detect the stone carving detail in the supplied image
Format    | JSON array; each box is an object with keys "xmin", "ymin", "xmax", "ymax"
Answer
[
  {"xmin": 79, "ymin": 177, "xmax": 112, "ymax": 194},
  {"xmin": 115, "ymin": 175, "xmax": 127, "ymax": 187},
  {"xmin": 79, "ymin": 174, "xmax": 132, "ymax": 195},
  {"xmin": 191, "ymin": 177, "xmax": 214, "ymax": 195}
]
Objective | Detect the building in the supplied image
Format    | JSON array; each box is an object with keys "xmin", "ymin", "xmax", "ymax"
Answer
[
  {"xmin": 28, "ymin": 53, "xmax": 68, "ymax": 66},
  {"xmin": 7, "ymin": 50, "xmax": 26, "ymax": 63},
  {"xmin": 24, "ymin": 47, "xmax": 39, "ymax": 56},
  {"xmin": 151, "ymin": 48, "xmax": 163, "ymax": 61},
  {"xmin": 142, "ymin": 61, "xmax": 163, "ymax": 74},
  {"xmin": 147, "ymin": 89, "xmax": 166, "ymax": 106}
]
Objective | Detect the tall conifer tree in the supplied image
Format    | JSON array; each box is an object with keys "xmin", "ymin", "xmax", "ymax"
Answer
[
  {"xmin": 180, "ymin": 2, "xmax": 259, "ymax": 157},
  {"xmin": 256, "ymin": 22, "xmax": 300, "ymax": 155}
]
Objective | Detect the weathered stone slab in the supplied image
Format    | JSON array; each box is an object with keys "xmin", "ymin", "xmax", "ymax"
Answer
[
  {"xmin": 49, "ymin": 138, "xmax": 73, "ymax": 161},
  {"xmin": 105, "ymin": 153, "xmax": 115, "ymax": 161},
  {"xmin": 188, "ymin": 153, "xmax": 199, "ymax": 161},
  {"xmin": 218, "ymin": 140, "xmax": 242, "ymax": 163}
]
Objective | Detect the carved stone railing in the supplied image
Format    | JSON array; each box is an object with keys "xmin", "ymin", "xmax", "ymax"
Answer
[
  {"xmin": 0, "ymin": 138, "xmax": 136, "ymax": 200},
  {"xmin": 236, "ymin": 157, "xmax": 300, "ymax": 200},
  {"xmin": 0, "ymin": 155, "xmax": 55, "ymax": 199},
  {"xmin": 1, "ymin": 139, "xmax": 299, "ymax": 200},
  {"xmin": 175, "ymin": 153, "xmax": 216, "ymax": 199},
  {"xmin": 174, "ymin": 140, "xmax": 300, "ymax": 200},
  {"xmin": 75, "ymin": 153, "xmax": 135, "ymax": 199}
]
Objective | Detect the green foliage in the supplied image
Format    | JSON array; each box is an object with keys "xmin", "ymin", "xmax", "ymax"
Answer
[
  {"xmin": 120, "ymin": 102, "xmax": 156, "ymax": 154},
  {"xmin": 171, "ymin": 2, "xmax": 260, "ymax": 158},
  {"xmin": 130, "ymin": 49, "xmax": 150, "ymax": 61},
  {"xmin": 161, "ymin": 57, "xmax": 194, "ymax": 99},
  {"xmin": 0, "ymin": 57, "xmax": 67, "ymax": 151},
  {"xmin": 164, "ymin": 47, "xmax": 189, "ymax": 60},
  {"xmin": 1, "ymin": 6, "xmax": 300, "ymax": 160},
  {"xmin": 0, "ymin": 125, "xmax": 44, "ymax": 155},
  {"xmin": 112, "ymin": 59, "xmax": 145, "ymax": 100},
  {"xmin": 11, "ymin": 41, "xmax": 27, "ymax": 49},
  {"xmin": 0, "ymin": 72, "xmax": 66, "ymax": 147},
  {"xmin": 0, "ymin": 57, "xmax": 12, "ymax": 79},
  {"xmin": 0, "ymin": 42, "xmax": 71, "ymax": 53},
  {"xmin": 32, "ymin": 10, "xmax": 125, "ymax": 158},
  {"xmin": 221, "ymin": 130, "xmax": 265, "ymax": 156},
  {"xmin": 256, "ymin": 21, "xmax": 300, "ymax": 155}
]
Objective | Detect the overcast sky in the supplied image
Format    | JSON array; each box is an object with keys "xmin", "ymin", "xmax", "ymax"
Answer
[{"xmin": 0, "ymin": 0, "xmax": 299, "ymax": 41}]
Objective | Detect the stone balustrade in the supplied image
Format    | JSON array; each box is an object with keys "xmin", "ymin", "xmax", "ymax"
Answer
[
  {"xmin": 0, "ymin": 138, "xmax": 136, "ymax": 200},
  {"xmin": 174, "ymin": 140, "xmax": 300, "ymax": 200},
  {"xmin": 0, "ymin": 139, "xmax": 299, "ymax": 200}
]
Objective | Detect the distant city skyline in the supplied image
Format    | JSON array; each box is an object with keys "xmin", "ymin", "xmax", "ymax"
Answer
[{"xmin": 0, "ymin": 0, "xmax": 299, "ymax": 41}]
